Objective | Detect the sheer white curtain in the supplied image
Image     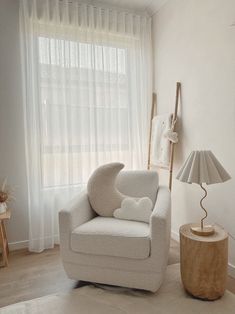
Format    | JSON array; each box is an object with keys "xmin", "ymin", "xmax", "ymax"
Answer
[{"xmin": 20, "ymin": 0, "xmax": 152, "ymax": 252}]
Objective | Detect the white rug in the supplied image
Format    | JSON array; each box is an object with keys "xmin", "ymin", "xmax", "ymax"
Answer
[{"xmin": 1, "ymin": 264, "xmax": 235, "ymax": 314}]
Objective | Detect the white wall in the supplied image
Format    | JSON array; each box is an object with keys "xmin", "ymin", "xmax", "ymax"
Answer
[
  {"xmin": 153, "ymin": 0, "xmax": 235, "ymax": 270},
  {"xmin": 0, "ymin": 0, "xmax": 29, "ymax": 248}
]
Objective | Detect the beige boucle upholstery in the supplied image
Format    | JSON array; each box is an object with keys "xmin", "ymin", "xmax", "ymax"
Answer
[
  {"xmin": 71, "ymin": 216, "xmax": 150, "ymax": 259},
  {"xmin": 59, "ymin": 170, "xmax": 171, "ymax": 292},
  {"xmin": 116, "ymin": 170, "xmax": 159, "ymax": 204}
]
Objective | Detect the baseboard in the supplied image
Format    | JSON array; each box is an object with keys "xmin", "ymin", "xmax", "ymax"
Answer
[
  {"xmin": 171, "ymin": 230, "xmax": 235, "ymax": 279},
  {"xmin": 171, "ymin": 230, "xmax": 179, "ymax": 242},
  {"xmin": 8, "ymin": 235, "xmax": 59, "ymax": 252},
  {"xmin": 8, "ymin": 240, "xmax": 29, "ymax": 251},
  {"xmin": 228, "ymin": 263, "xmax": 235, "ymax": 278}
]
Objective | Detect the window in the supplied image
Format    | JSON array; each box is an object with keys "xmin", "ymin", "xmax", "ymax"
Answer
[{"xmin": 38, "ymin": 36, "xmax": 130, "ymax": 187}]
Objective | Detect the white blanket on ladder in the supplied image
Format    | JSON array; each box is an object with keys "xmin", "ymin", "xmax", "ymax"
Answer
[{"xmin": 151, "ymin": 114, "xmax": 173, "ymax": 168}]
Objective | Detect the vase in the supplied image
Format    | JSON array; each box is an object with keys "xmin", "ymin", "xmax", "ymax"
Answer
[{"xmin": 0, "ymin": 202, "xmax": 7, "ymax": 214}]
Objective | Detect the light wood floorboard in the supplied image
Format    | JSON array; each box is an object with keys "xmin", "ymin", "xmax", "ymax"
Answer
[{"xmin": 0, "ymin": 240, "xmax": 234, "ymax": 308}]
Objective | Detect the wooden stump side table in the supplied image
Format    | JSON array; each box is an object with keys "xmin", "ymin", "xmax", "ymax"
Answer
[
  {"xmin": 0, "ymin": 210, "xmax": 11, "ymax": 267},
  {"xmin": 180, "ymin": 223, "xmax": 228, "ymax": 300}
]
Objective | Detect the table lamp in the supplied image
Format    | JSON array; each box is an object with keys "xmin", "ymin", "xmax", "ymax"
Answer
[{"xmin": 176, "ymin": 150, "xmax": 231, "ymax": 236}]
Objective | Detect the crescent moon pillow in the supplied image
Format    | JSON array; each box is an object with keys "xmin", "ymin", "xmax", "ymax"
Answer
[{"xmin": 87, "ymin": 162, "xmax": 126, "ymax": 217}]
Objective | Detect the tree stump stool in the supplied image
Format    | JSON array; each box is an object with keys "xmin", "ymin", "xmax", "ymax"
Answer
[{"xmin": 180, "ymin": 223, "xmax": 228, "ymax": 300}]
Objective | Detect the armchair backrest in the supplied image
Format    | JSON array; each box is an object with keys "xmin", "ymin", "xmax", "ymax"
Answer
[{"xmin": 116, "ymin": 170, "xmax": 159, "ymax": 205}]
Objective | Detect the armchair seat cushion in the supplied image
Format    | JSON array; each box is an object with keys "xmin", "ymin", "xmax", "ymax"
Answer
[{"xmin": 71, "ymin": 216, "xmax": 150, "ymax": 259}]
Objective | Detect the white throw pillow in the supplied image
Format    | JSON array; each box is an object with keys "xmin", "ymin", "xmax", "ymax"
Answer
[{"xmin": 113, "ymin": 197, "xmax": 153, "ymax": 223}]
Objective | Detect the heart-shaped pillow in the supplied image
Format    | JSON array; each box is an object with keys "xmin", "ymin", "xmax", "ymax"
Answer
[{"xmin": 113, "ymin": 197, "xmax": 153, "ymax": 223}]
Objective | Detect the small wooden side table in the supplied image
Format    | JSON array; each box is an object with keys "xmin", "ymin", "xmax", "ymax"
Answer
[
  {"xmin": 180, "ymin": 223, "xmax": 228, "ymax": 300},
  {"xmin": 0, "ymin": 210, "xmax": 11, "ymax": 267}
]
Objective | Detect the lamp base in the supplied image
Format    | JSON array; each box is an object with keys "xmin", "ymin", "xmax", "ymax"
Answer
[{"xmin": 190, "ymin": 225, "xmax": 215, "ymax": 236}]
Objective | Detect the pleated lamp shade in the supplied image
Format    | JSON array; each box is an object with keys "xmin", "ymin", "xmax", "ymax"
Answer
[{"xmin": 176, "ymin": 151, "xmax": 231, "ymax": 185}]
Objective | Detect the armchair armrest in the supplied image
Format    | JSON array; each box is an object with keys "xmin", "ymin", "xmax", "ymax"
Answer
[
  {"xmin": 150, "ymin": 186, "xmax": 171, "ymax": 261},
  {"xmin": 59, "ymin": 190, "xmax": 95, "ymax": 234}
]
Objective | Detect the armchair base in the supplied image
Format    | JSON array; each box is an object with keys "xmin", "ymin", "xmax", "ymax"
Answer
[{"xmin": 63, "ymin": 261, "xmax": 165, "ymax": 292}]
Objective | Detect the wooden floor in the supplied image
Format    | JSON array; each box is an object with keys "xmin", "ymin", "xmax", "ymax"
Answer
[{"xmin": 0, "ymin": 240, "xmax": 234, "ymax": 308}]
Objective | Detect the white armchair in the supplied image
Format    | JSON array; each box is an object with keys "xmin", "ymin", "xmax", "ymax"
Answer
[{"xmin": 59, "ymin": 170, "xmax": 171, "ymax": 292}]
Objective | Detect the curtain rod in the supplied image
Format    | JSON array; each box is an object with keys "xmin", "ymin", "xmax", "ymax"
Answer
[{"xmin": 58, "ymin": 0, "xmax": 150, "ymax": 17}]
